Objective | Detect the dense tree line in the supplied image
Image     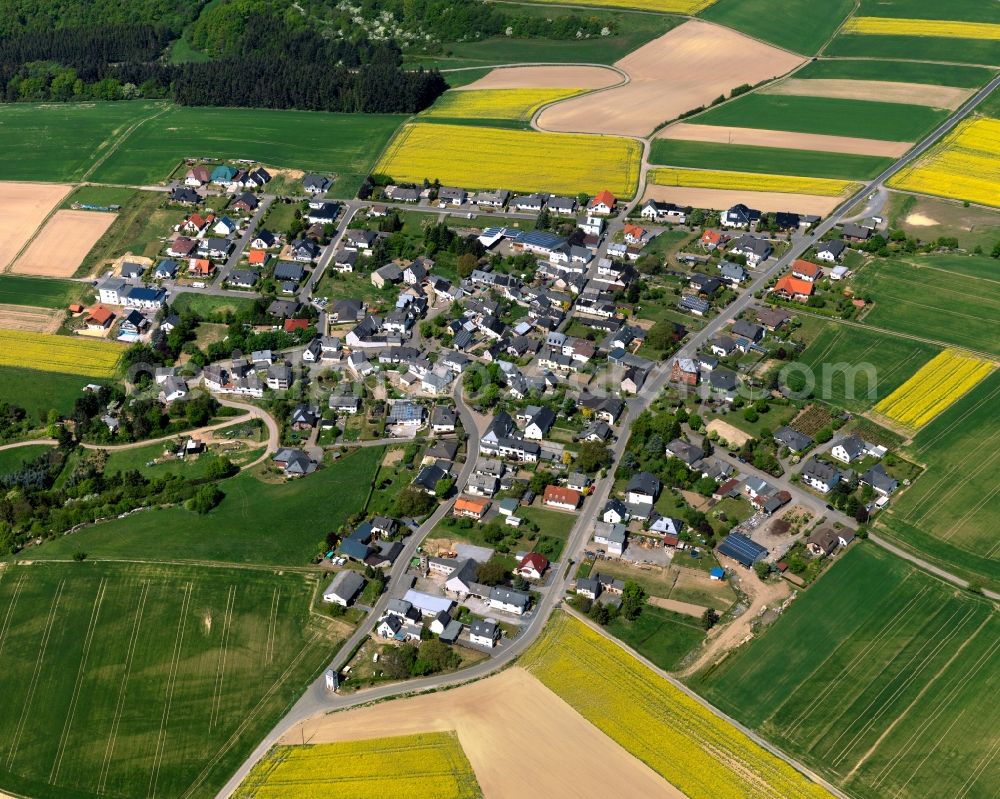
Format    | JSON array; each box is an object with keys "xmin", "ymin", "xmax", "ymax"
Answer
[{"xmin": 0, "ymin": 0, "xmax": 205, "ymax": 37}]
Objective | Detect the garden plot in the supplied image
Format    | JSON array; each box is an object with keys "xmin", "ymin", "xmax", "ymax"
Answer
[
  {"xmin": 0, "ymin": 183, "xmax": 72, "ymax": 271},
  {"xmin": 12, "ymin": 210, "xmax": 117, "ymax": 277},
  {"xmin": 537, "ymin": 20, "xmax": 804, "ymax": 137}
]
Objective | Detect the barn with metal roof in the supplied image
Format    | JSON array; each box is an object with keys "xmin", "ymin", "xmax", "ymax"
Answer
[{"xmin": 718, "ymin": 533, "xmax": 768, "ymax": 567}]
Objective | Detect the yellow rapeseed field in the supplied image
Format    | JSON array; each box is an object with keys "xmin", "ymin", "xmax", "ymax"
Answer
[
  {"xmin": 0, "ymin": 329, "xmax": 121, "ymax": 378},
  {"xmin": 234, "ymin": 733, "xmax": 482, "ymax": 799},
  {"xmin": 375, "ymin": 122, "xmax": 642, "ymax": 197},
  {"xmin": 651, "ymin": 168, "xmax": 858, "ymax": 197},
  {"xmin": 888, "ymin": 117, "xmax": 1000, "ymax": 207},
  {"xmin": 519, "ymin": 0, "xmax": 716, "ymax": 12},
  {"xmin": 875, "ymin": 349, "xmax": 993, "ymax": 429},
  {"xmin": 522, "ymin": 613, "xmax": 834, "ymax": 799},
  {"xmin": 423, "ymin": 88, "xmax": 585, "ymax": 122},
  {"xmin": 843, "ymin": 17, "xmax": 1000, "ymax": 41}
]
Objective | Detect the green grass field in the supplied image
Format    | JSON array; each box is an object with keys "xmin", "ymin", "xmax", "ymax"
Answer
[
  {"xmin": 851, "ymin": 256, "xmax": 1000, "ymax": 355},
  {"xmin": 0, "ymin": 444, "xmax": 54, "ymax": 475},
  {"xmin": 648, "ymin": 139, "xmax": 892, "ymax": 179},
  {"xmin": 87, "ymin": 106, "xmax": 405, "ymax": 197},
  {"xmin": 689, "ymin": 545, "xmax": 1000, "ymax": 799},
  {"xmin": 102, "ymin": 441, "xmax": 260, "ymax": 480},
  {"xmin": 0, "ymin": 560, "xmax": 339, "ymax": 799},
  {"xmin": 606, "ymin": 604, "xmax": 705, "ymax": 672},
  {"xmin": 825, "ymin": 34, "xmax": 1000, "ymax": 67},
  {"xmin": 879, "ymin": 369, "xmax": 1000, "ymax": 589},
  {"xmin": 410, "ymin": 10, "xmax": 680, "ymax": 69},
  {"xmin": 31, "ymin": 446, "xmax": 383, "ymax": 565},
  {"xmin": 701, "ymin": 0, "xmax": 855, "ymax": 54},
  {"xmin": 694, "ymin": 94, "xmax": 949, "ymax": 141},
  {"xmin": 856, "ymin": 0, "xmax": 1000, "ymax": 22},
  {"xmin": 171, "ymin": 292, "xmax": 260, "ymax": 320},
  {"xmin": 0, "ymin": 102, "xmax": 165, "ymax": 182},
  {"xmin": 60, "ymin": 185, "xmax": 138, "ymax": 209},
  {"xmin": 0, "ymin": 275, "xmax": 88, "ymax": 309},
  {"xmin": 793, "ymin": 58, "xmax": 995, "ymax": 88},
  {"xmin": 0, "ymin": 367, "xmax": 110, "ymax": 422},
  {"xmin": 794, "ymin": 321, "xmax": 940, "ymax": 411},
  {"xmin": 886, "ymin": 192, "xmax": 1000, "ymax": 251}
]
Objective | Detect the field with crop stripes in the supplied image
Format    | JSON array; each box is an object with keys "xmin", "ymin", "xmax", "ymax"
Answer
[
  {"xmin": 690, "ymin": 545, "xmax": 1000, "ymax": 799},
  {"xmin": 519, "ymin": 0, "xmax": 716, "ymax": 12},
  {"xmin": 0, "ymin": 561, "xmax": 339, "ymax": 799},
  {"xmin": 650, "ymin": 168, "xmax": 858, "ymax": 196},
  {"xmin": 879, "ymin": 368, "xmax": 1000, "ymax": 590},
  {"xmin": 0, "ymin": 330, "xmax": 121, "ymax": 377},
  {"xmin": 234, "ymin": 734, "xmax": 482, "ymax": 799},
  {"xmin": 374, "ymin": 123, "xmax": 641, "ymax": 197},
  {"xmin": 423, "ymin": 88, "xmax": 584, "ymax": 122},
  {"xmin": 888, "ymin": 118, "xmax": 1000, "ymax": 208},
  {"xmin": 843, "ymin": 17, "xmax": 1000, "ymax": 39},
  {"xmin": 850, "ymin": 255, "xmax": 1000, "ymax": 354},
  {"xmin": 523, "ymin": 612, "xmax": 834, "ymax": 799},
  {"xmin": 874, "ymin": 349, "xmax": 993, "ymax": 429}
]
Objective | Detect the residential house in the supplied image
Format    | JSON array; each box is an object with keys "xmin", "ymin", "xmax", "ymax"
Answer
[
  {"xmin": 841, "ymin": 223, "xmax": 872, "ymax": 242},
  {"xmin": 184, "ymin": 166, "xmax": 210, "ymax": 186},
  {"xmin": 166, "ymin": 237, "xmax": 198, "ymax": 258},
  {"xmin": 272, "ymin": 447, "xmax": 316, "ymax": 477},
  {"xmin": 720, "ymin": 204, "xmax": 759, "ymax": 228},
  {"xmin": 543, "ymin": 485, "xmax": 582, "ymax": 511},
  {"xmin": 303, "ymin": 174, "xmax": 331, "ymax": 194},
  {"xmin": 791, "ymin": 259, "xmax": 823, "ymax": 282},
  {"xmin": 488, "ymin": 586, "xmax": 530, "ymax": 615},
  {"xmin": 120, "ymin": 262, "xmax": 144, "ymax": 281},
  {"xmin": 801, "ymin": 458, "xmax": 840, "ymax": 493},
  {"xmin": 322, "ymin": 571, "xmax": 366, "ymax": 607},
  {"xmin": 861, "ymin": 464, "xmax": 898, "ymax": 496},
  {"xmin": 386, "ymin": 185, "xmax": 420, "ymax": 203},
  {"xmin": 593, "ymin": 521, "xmax": 626, "ymax": 556},
  {"xmin": 231, "ymin": 192, "xmax": 259, "ymax": 212},
  {"xmin": 522, "ymin": 406, "xmax": 556, "ymax": 440},
  {"xmin": 640, "ymin": 200, "xmax": 686, "ymax": 224},
  {"xmin": 430, "ymin": 405, "xmax": 456, "ymax": 433},
  {"xmin": 666, "ymin": 439, "xmax": 702, "ymax": 467},
  {"xmin": 290, "ymin": 239, "xmax": 321, "ymax": 262},
  {"xmin": 626, "ymin": 472, "xmax": 660, "ymax": 505},
  {"xmin": 371, "ymin": 263, "xmax": 403, "ymax": 289},
  {"xmin": 514, "ymin": 553, "xmax": 548, "ymax": 581},
  {"xmin": 719, "ymin": 261, "xmax": 748, "ymax": 286},
  {"xmin": 771, "ymin": 275, "xmax": 814, "ymax": 301},
  {"xmin": 469, "ymin": 619, "xmax": 500, "ymax": 648},
  {"xmin": 548, "ymin": 196, "xmax": 576, "ymax": 215},
  {"xmin": 602, "ymin": 498, "xmax": 628, "ymax": 525},
  {"xmin": 711, "ymin": 335, "xmax": 737, "ymax": 358},
  {"xmin": 671, "ymin": 357, "xmax": 700, "ymax": 387},
  {"xmin": 731, "ymin": 319, "xmax": 764, "ymax": 343},
  {"xmin": 816, "ymin": 240, "xmax": 846, "ymax": 263},
  {"xmin": 154, "ymin": 259, "xmax": 178, "ymax": 280},
  {"xmin": 576, "ymin": 577, "xmax": 601, "ymax": 600},
  {"xmin": 587, "ymin": 190, "xmax": 616, "ymax": 215},
  {"xmin": 831, "ymin": 436, "xmax": 865, "ymax": 464},
  {"xmin": 85, "ymin": 305, "xmax": 115, "ymax": 331},
  {"xmin": 679, "ymin": 295, "xmax": 710, "ymax": 316},
  {"xmin": 228, "ymin": 268, "xmax": 258, "ymax": 289},
  {"xmin": 701, "ymin": 229, "xmax": 725, "ymax": 250},
  {"xmin": 210, "ymin": 165, "xmax": 238, "ymax": 185},
  {"xmin": 170, "ymin": 186, "xmax": 200, "ymax": 205},
  {"xmin": 774, "ymin": 426, "xmax": 812, "ymax": 453},
  {"xmin": 806, "ymin": 526, "xmax": 848, "ymax": 557},
  {"xmin": 437, "ymin": 187, "xmax": 466, "ymax": 206},
  {"xmin": 728, "ymin": 234, "xmax": 772, "ymax": 267},
  {"xmin": 512, "ymin": 193, "xmax": 543, "ymax": 211},
  {"xmin": 344, "ymin": 229, "xmax": 378, "ymax": 252},
  {"xmin": 453, "ymin": 496, "xmax": 490, "ymax": 520}
]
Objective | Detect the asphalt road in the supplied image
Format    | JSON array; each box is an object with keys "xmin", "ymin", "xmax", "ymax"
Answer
[{"xmin": 210, "ymin": 73, "xmax": 1000, "ymax": 797}]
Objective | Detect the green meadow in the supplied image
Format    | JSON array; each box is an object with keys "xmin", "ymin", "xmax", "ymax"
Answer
[
  {"xmin": 694, "ymin": 94, "xmax": 949, "ymax": 141},
  {"xmin": 793, "ymin": 58, "xmax": 995, "ymax": 88},
  {"xmin": 0, "ymin": 560, "xmax": 338, "ymax": 799},
  {"xmin": 701, "ymin": 0, "xmax": 855, "ymax": 54},
  {"xmin": 825, "ymin": 35, "xmax": 1000, "ymax": 67},
  {"xmin": 0, "ymin": 275, "xmax": 88, "ymax": 309},
  {"xmin": 690, "ymin": 545, "xmax": 1000, "ymax": 799},
  {"xmin": 648, "ymin": 139, "xmax": 892, "ymax": 179},
  {"xmin": 31, "ymin": 446, "xmax": 383, "ymax": 566}
]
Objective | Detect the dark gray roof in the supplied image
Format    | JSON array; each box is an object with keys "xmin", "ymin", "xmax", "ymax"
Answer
[{"xmin": 718, "ymin": 533, "xmax": 767, "ymax": 567}]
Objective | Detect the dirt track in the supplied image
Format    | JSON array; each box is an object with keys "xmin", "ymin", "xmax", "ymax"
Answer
[
  {"xmin": 656, "ymin": 122, "xmax": 913, "ymax": 157},
  {"xmin": 0, "ymin": 303, "xmax": 62, "ymax": 333},
  {"xmin": 283, "ymin": 667, "xmax": 687, "ymax": 799},
  {"xmin": 537, "ymin": 20, "xmax": 804, "ymax": 137},
  {"xmin": 0, "ymin": 182, "xmax": 72, "ymax": 271},
  {"xmin": 643, "ymin": 184, "xmax": 844, "ymax": 215},
  {"xmin": 12, "ymin": 209, "xmax": 116, "ymax": 277},
  {"xmin": 764, "ymin": 79, "xmax": 970, "ymax": 110},
  {"xmin": 458, "ymin": 64, "xmax": 621, "ymax": 91}
]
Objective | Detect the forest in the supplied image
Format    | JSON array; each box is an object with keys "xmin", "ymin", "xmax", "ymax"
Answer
[{"xmin": 0, "ymin": 0, "xmax": 610, "ymax": 110}]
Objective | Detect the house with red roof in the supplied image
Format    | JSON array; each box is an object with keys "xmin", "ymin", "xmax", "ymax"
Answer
[
  {"xmin": 248, "ymin": 249, "xmax": 269, "ymax": 267},
  {"xmin": 543, "ymin": 485, "xmax": 582, "ymax": 511},
  {"xmin": 587, "ymin": 190, "xmax": 616, "ymax": 215},
  {"xmin": 700, "ymin": 230, "xmax": 726, "ymax": 250},
  {"xmin": 283, "ymin": 318, "xmax": 310, "ymax": 333},
  {"xmin": 623, "ymin": 223, "xmax": 647, "ymax": 245},
  {"xmin": 771, "ymin": 275, "xmax": 814, "ymax": 301},
  {"xmin": 188, "ymin": 258, "xmax": 214, "ymax": 277},
  {"xmin": 514, "ymin": 552, "xmax": 549, "ymax": 581},
  {"xmin": 84, "ymin": 305, "xmax": 115, "ymax": 330},
  {"xmin": 791, "ymin": 259, "xmax": 823, "ymax": 282}
]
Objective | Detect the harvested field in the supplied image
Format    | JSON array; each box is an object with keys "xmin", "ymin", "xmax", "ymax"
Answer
[
  {"xmin": 657, "ymin": 122, "xmax": 912, "ymax": 157},
  {"xmin": 12, "ymin": 210, "xmax": 117, "ymax": 277},
  {"xmin": 0, "ymin": 303, "xmax": 62, "ymax": 334},
  {"xmin": 283, "ymin": 668, "xmax": 681, "ymax": 799},
  {"xmin": 764, "ymin": 78, "xmax": 970, "ymax": 110},
  {"xmin": 0, "ymin": 182, "xmax": 71, "ymax": 271},
  {"xmin": 537, "ymin": 21, "xmax": 804, "ymax": 137},
  {"xmin": 642, "ymin": 184, "xmax": 843, "ymax": 215},
  {"xmin": 458, "ymin": 65, "xmax": 621, "ymax": 91},
  {"xmin": 706, "ymin": 418, "xmax": 752, "ymax": 446}
]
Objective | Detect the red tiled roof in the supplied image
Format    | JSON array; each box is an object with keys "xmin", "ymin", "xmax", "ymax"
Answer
[
  {"xmin": 86, "ymin": 305, "xmax": 114, "ymax": 325},
  {"xmin": 283, "ymin": 318, "xmax": 309, "ymax": 333},
  {"xmin": 543, "ymin": 485, "xmax": 582, "ymax": 507},
  {"xmin": 518, "ymin": 552, "xmax": 549, "ymax": 573},
  {"xmin": 792, "ymin": 259, "xmax": 821, "ymax": 278},
  {"xmin": 773, "ymin": 275, "xmax": 814, "ymax": 297},
  {"xmin": 591, "ymin": 190, "xmax": 616, "ymax": 207}
]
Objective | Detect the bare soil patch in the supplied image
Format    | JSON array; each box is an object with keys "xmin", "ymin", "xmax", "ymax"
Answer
[
  {"xmin": 648, "ymin": 596, "xmax": 709, "ymax": 617},
  {"xmin": 642, "ymin": 184, "xmax": 843, "ymax": 216},
  {"xmin": 764, "ymin": 78, "xmax": 970, "ymax": 110},
  {"xmin": 12, "ymin": 210, "xmax": 117, "ymax": 277},
  {"xmin": 0, "ymin": 303, "xmax": 62, "ymax": 334},
  {"xmin": 538, "ymin": 21, "xmax": 804, "ymax": 137},
  {"xmin": 285, "ymin": 667, "xmax": 685, "ymax": 799},
  {"xmin": 459, "ymin": 65, "xmax": 621, "ymax": 91},
  {"xmin": 657, "ymin": 121, "xmax": 913, "ymax": 157},
  {"xmin": 904, "ymin": 212, "xmax": 940, "ymax": 227},
  {"xmin": 706, "ymin": 418, "xmax": 752, "ymax": 447},
  {"xmin": 0, "ymin": 182, "xmax": 72, "ymax": 271}
]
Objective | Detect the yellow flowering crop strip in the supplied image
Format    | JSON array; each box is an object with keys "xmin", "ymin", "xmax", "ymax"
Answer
[
  {"xmin": 234, "ymin": 732, "xmax": 482, "ymax": 799},
  {"xmin": 423, "ymin": 88, "xmax": 585, "ymax": 122},
  {"xmin": 518, "ymin": 0, "xmax": 716, "ymax": 12},
  {"xmin": 522, "ymin": 613, "xmax": 834, "ymax": 799},
  {"xmin": 888, "ymin": 118, "xmax": 1000, "ymax": 208},
  {"xmin": 875, "ymin": 349, "xmax": 993, "ymax": 429},
  {"xmin": 375, "ymin": 122, "xmax": 642, "ymax": 197},
  {"xmin": 651, "ymin": 168, "xmax": 857, "ymax": 197},
  {"xmin": 0, "ymin": 329, "xmax": 121, "ymax": 378},
  {"xmin": 843, "ymin": 17, "xmax": 1000, "ymax": 41}
]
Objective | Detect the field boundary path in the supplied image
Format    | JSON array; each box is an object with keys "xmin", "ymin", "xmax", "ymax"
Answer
[{"xmin": 80, "ymin": 103, "xmax": 173, "ymax": 183}]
